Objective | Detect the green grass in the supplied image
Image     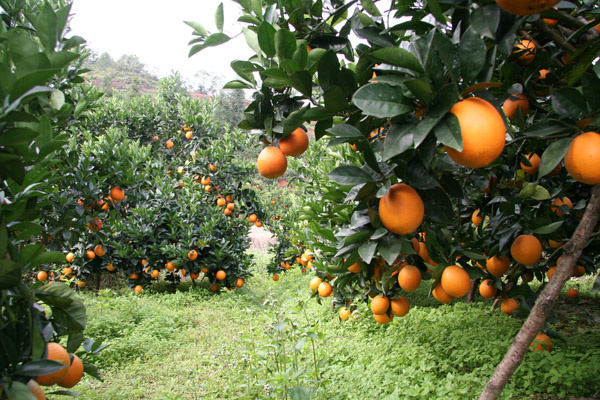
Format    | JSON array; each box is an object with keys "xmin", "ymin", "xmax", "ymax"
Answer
[{"xmin": 75, "ymin": 252, "xmax": 600, "ymax": 399}]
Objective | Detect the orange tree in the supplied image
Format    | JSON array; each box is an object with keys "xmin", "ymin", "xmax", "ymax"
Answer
[
  {"xmin": 188, "ymin": 0, "xmax": 600, "ymax": 398},
  {"xmin": 0, "ymin": 1, "xmax": 104, "ymax": 398}
]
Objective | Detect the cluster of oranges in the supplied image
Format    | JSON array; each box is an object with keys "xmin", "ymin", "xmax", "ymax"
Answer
[
  {"xmin": 28, "ymin": 342, "xmax": 85, "ymax": 398},
  {"xmin": 256, "ymin": 127, "xmax": 310, "ymax": 179}
]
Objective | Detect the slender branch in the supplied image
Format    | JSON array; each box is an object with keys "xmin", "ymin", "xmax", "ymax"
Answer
[
  {"xmin": 505, "ymin": 133, "xmax": 571, "ymax": 147},
  {"xmin": 531, "ymin": 20, "xmax": 577, "ymax": 54}
]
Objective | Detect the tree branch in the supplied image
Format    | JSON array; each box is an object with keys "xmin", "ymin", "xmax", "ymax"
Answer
[
  {"xmin": 531, "ymin": 20, "xmax": 577, "ymax": 54},
  {"xmin": 479, "ymin": 184, "xmax": 600, "ymax": 400}
]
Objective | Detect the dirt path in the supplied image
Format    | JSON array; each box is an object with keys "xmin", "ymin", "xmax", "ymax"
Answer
[{"xmin": 248, "ymin": 225, "xmax": 277, "ymax": 250}]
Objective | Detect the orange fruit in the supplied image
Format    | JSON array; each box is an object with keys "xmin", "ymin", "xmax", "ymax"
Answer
[
  {"xmin": 88, "ymin": 218, "xmax": 102, "ymax": 232},
  {"xmin": 185, "ymin": 131, "xmax": 193, "ymax": 139},
  {"xmin": 85, "ymin": 250, "xmax": 95, "ymax": 260},
  {"xmin": 513, "ymin": 40, "xmax": 537, "ymax": 65},
  {"xmin": 318, "ymin": 281, "xmax": 332, "ymax": 297},
  {"xmin": 441, "ymin": 265, "xmax": 471, "ymax": 298},
  {"xmin": 564, "ymin": 132, "xmax": 600, "ymax": 185},
  {"xmin": 57, "ymin": 354, "xmax": 83, "ymax": 388},
  {"xmin": 520, "ymin": 153, "xmax": 541, "ymax": 175},
  {"xmin": 224, "ymin": 208, "xmax": 232, "ymax": 216},
  {"xmin": 573, "ymin": 265, "xmax": 585, "ymax": 277},
  {"xmin": 378, "ymin": 183, "xmax": 424, "ymax": 235},
  {"xmin": 226, "ymin": 203, "xmax": 235, "ymax": 210},
  {"xmin": 188, "ymin": 250, "xmax": 198, "ymax": 261},
  {"xmin": 36, "ymin": 342, "xmax": 70, "ymax": 386},
  {"xmin": 548, "ymin": 239, "xmax": 563, "ymax": 249},
  {"xmin": 255, "ymin": 221, "xmax": 263, "ymax": 228},
  {"xmin": 166, "ymin": 261, "xmax": 176, "ymax": 271},
  {"xmin": 566, "ymin": 288, "xmax": 579, "ymax": 298},
  {"xmin": 479, "ymin": 279, "xmax": 498, "ymax": 299},
  {"xmin": 257, "ymin": 146, "xmax": 287, "ymax": 179},
  {"xmin": 397, "ymin": 265, "xmax": 421, "ymax": 292},
  {"xmin": 530, "ymin": 333, "xmax": 552, "ymax": 351},
  {"xmin": 551, "ymin": 196, "xmax": 573, "ymax": 216},
  {"xmin": 166, "ymin": 140, "xmax": 174, "ymax": 149},
  {"xmin": 390, "ymin": 296, "xmax": 410, "ymax": 317},
  {"xmin": 370, "ymin": 295, "xmax": 390, "ymax": 315},
  {"xmin": 133, "ymin": 285, "xmax": 143, "ymax": 294},
  {"xmin": 236, "ymin": 277, "xmax": 244, "ymax": 287},
  {"xmin": 65, "ymin": 252, "xmax": 75, "ymax": 263},
  {"xmin": 495, "ymin": 0, "xmax": 559, "ymax": 15},
  {"xmin": 503, "ymin": 93, "xmax": 529, "ymax": 120},
  {"xmin": 129, "ymin": 272, "xmax": 139, "ymax": 280},
  {"xmin": 77, "ymin": 280, "xmax": 86, "ymax": 288},
  {"xmin": 279, "ymin": 127, "xmax": 309, "ymax": 157},
  {"xmin": 272, "ymin": 274, "xmax": 279, "ymax": 281},
  {"xmin": 93, "ymin": 244, "xmax": 106, "ymax": 257},
  {"xmin": 486, "ymin": 255, "xmax": 511, "ymax": 277},
  {"xmin": 190, "ymin": 272, "xmax": 199, "ymax": 280},
  {"xmin": 445, "ymin": 97, "xmax": 506, "ymax": 168},
  {"xmin": 347, "ymin": 260, "xmax": 361, "ymax": 273},
  {"xmin": 37, "ymin": 271, "xmax": 48, "ymax": 281},
  {"xmin": 547, "ymin": 266, "xmax": 556, "ymax": 280},
  {"xmin": 511, "ymin": 235, "xmax": 542, "ymax": 266},
  {"xmin": 373, "ymin": 312, "xmax": 393, "ymax": 324},
  {"xmin": 209, "ymin": 283, "xmax": 219, "ymax": 292},
  {"xmin": 339, "ymin": 306, "xmax": 352, "ymax": 321},
  {"xmin": 209, "ymin": 164, "xmax": 217, "ymax": 171},
  {"xmin": 150, "ymin": 270, "xmax": 159, "ymax": 279},
  {"xmin": 201, "ymin": 176, "xmax": 211, "ymax": 185},
  {"xmin": 432, "ymin": 283, "xmax": 454, "ymax": 304},
  {"xmin": 27, "ymin": 379, "xmax": 46, "ymax": 399},
  {"xmin": 107, "ymin": 263, "xmax": 115, "ymax": 272},
  {"xmin": 62, "ymin": 267, "xmax": 73, "ymax": 277},
  {"xmin": 110, "ymin": 187, "xmax": 124, "ymax": 202},
  {"xmin": 501, "ymin": 298, "xmax": 519, "ymax": 315},
  {"xmin": 216, "ymin": 198, "xmax": 226, "ymax": 207},
  {"xmin": 248, "ymin": 214, "xmax": 258, "ymax": 223},
  {"xmin": 204, "ymin": 185, "xmax": 213, "ymax": 192},
  {"xmin": 310, "ymin": 277, "xmax": 322, "ymax": 291},
  {"xmin": 216, "ymin": 270, "xmax": 226, "ymax": 280},
  {"xmin": 471, "ymin": 209, "xmax": 483, "ymax": 227}
]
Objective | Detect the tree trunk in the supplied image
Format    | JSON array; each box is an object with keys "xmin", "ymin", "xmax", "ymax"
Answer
[
  {"xmin": 467, "ymin": 278, "xmax": 479, "ymax": 304},
  {"xmin": 479, "ymin": 185, "xmax": 600, "ymax": 400}
]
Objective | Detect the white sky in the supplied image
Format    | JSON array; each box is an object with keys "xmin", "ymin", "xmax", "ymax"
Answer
[{"xmin": 69, "ymin": 0, "xmax": 253, "ymax": 86}]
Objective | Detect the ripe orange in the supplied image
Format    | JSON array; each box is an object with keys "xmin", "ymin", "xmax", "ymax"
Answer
[
  {"xmin": 209, "ymin": 283, "xmax": 219, "ymax": 292},
  {"xmin": 257, "ymin": 146, "xmax": 288, "ymax": 179},
  {"xmin": 110, "ymin": 187, "xmax": 124, "ymax": 202},
  {"xmin": 445, "ymin": 97, "xmax": 506, "ymax": 168},
  {"xmin": 318, "ymin": 281, "xmax": 332, "ymax": 297},
  {"xmin": 188, "ymin": 250, "xmax": 198, "ymax": 261},
  {"xmin": 85, "ymin": 250, "xmax": 95, "ymax": 260},
  {"xmin": 566, "ymin": 288, "xmax": 579, "ymax": 298},
  {"xmin": 339, "ymin": 306, "xmax": 352, "ymax": 321},
  {"xmin": 573, "ymin": 265, "xmax": 585, "ymax": 277},
  {"xmin": 397, "ymin": 265, "xmax": 421, "ymax": 292},
  {"xmin": 390, "ymin": 296, "xmax": 410, "ymax": 317},
  {"xmin": 373, "ymin": 312, "xmax": 393, "ymax": 324},
  {"xmin": 279, "ymin": 127, "xmax": 309, "ymax": 157},
  {"xmin": 65, "ymin": 252, "xmax": 75, "ymax": 263},
  {"xmin": 190, "ymin": 272, "xmax": 199, "ymax": 280},
  {"xmin": 216, "ymin": 270, "xmax": 226, "ymax": 280},
  {"xmin": 166, "ymin": 140, "xmax": 174, "ymax": 149},
  {"xmin": 378, "ymin": 183, "xmax": 424, "ymax": 235},
  {"xmin": 224, "ymin": 208, "xmax": 232, "ymax": 216},
  {"xmin": 347, "ymin": 260, "xmax": 361, "ymax": 273},
  {"xmin": 472, "ymin": 209, "xmax": 483, "ymax": 227},
  {"xmin": 520, "ymin": 153, "xmax": 541, "ymax": 175},
  {"xmin": 226, "ymin": 203, "xmax": 235, "ymax": 211},
  {"xmin": 62, "ymin": 267, "xmax": 73, "ymax": 277},
  {"xmin": 501, "ymin": 298, "xmax": 519, "ymax": 315},
  {"xmin": 548, "ymin": 239, "xmax": 563, "ymax": 249},
  {"xmin": 166, "ymin": 262, "xmax": 176, "ymax": 271},
  {"xmin": 77, "ymin": 280, "xmax": 86, "ymax": 288},
  {"xmin": 370, "ymin": 295, "xmax": 390, "ymax": 315},
  {"xmin": 432, "ymin": 283, "xmax": 454, "ymax": 304},
  {"xmin": 27, "ymin": 379, "xmax": 46, "ymax": 400},
  {"xmin": 511, "ymin": 235, "xmax": 542, "ymax": 266},
  {"xmin": 209, "ymin": 164, "xmax": 217, "ymax": 171},
  {"xmin": 513, "ymin": 40, "xmax": 537, "ymax": 65},
  {"xmin": 152, "ymin": 135, "xmax": 159, "ymax": 142},
  {"xmin": 201, "ymin": 176, "xmax": 211, "ymax": 185},
  {"xmin": 204, "ymin": 185, "xmax": 213, "ymax": 192},
  {"xmin": 129, "ymin": 272, "xmax": 139, "ymax": 280},
  {"xmin": 564, "ymin": 132, "xmax": 600, "ymax": 185},
  {"xmin": 88, "ymin": 218, "xmax": 102, "ymax": 232},
  {"xmin": 185, "ymin": 131, "xmax": 193, "ymax": 139},
  {"xmin": 248, "ymin": 214, "xmax": 258, "ymax": 223},
  {"xmin": 495, "ymin": 0, "xmax": 559, "ymax": 15},
  {"xmin": 57, "ymin": 354, "xmax": 83, "ymax": 388},
  {"xmin": 255, "ymin": 221, "xmax": 263, "ymax": 228},
  {"xmin": 530, "ymin": 333, "xmax": 552, "ymax": 351},
  {"xmin": 236, "ymin": 277, "xmax": 244, "ymax": 287},
  {"xmin": 486, "ymin": 255, "xmax": 511, "ymax": 277},
  {"xmin": 441, "ymin": 265, "xmax": 471, "ymax": 298},
  {"xmin": 479, "ymin": 279, "xmax": 498, "ymax": 299},
  {"xmin": 310, "ymin": 277, "xmax": 322, "ymax": 291},
  {"xmin": 272, "ymin": 274, "xmax": 279, "ymax": 281},
  {"xmin": 93, "ymin": 244, "xmax": 106, "ymax": 257},
  {"xmin": 37, "ymin": 271, "xmax": 48, "ymax": 281},
  {"xmin": 36, "ymin": 343, "xmax": 70, "ymax": 386},
  {"xmin": 547, "ymin": 266, "xmax": 556, "ymax": 280},
  {"xmin": 551, "ymin": 196, "xmax": 573, "ymax": 216},
  {"xmin": 107, "ymin": 263, "xmax": 115, "ymax": 272},
  {"xmin": 150, "ymin": 270, "xmax": 159, "ymax": 279},
  {"xmin": 503, "ymin": 93, "xmax": 529, "ymax": 119},
  {"xmin": 133, "ymin": 285, "xmax": 143, "ymax": 294}
]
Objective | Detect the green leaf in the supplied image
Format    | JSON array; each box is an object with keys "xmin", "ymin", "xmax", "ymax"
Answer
[
  {"xmin": 0, "ymin": 259, "xmax": 21, "ymax": 289},
  {"xmin": 275, "ymin": 29, "xmax": 296, "ymax": 61},
  {"xmin": 406, "ymin": 157, "xmax": 439, "ymax": 190},
  {"xmin": 288, "ymin": 386, "xmax": 311, "ymax": 400},
  {"xmin": 230, "ymin": 60, "xmax": 258, "ymax": 85},
  {"xmin": 404, "ymin": 79, "xmax": 433, "ymax": 105},
  {"xmin": 67, "ymin": 332, "xmax": 84, "ymax": 353},
  {"xmin": 188, "ymin": 33, "xmax": 230, "ymax": 57},
  {"xmin": 326, "ymin": 124, "xmax": 363, "ymax": 139},
  {"xmin": 317, "ymin": 51, "xmax": 340, "ymax": 90},
  {"xmin": 358, "ymin": 242, "xmax": 377, "ymax": 264},
  {"xmin": 419, "ymin": 187, "xmax": 453, "ymax": 224},
  {"xmin": 37, "ymin": 282, "xmax": 87, "ymax": 331},
  {"xmin": 215, "ymin": 3, "xmax": 224, "ymax": 33},
  {"xmin": 184, "ymin": 21, "xmax": 208, "ymax": 37},
  {"xmin": 522, "ymin": 120, "xmax": 572, "ymax": 137},
  {"xmin": 242, "ymin": 27, "xmax": 262, "ymax": 57},
  {"xmin": 328, "ymin": 166, "xmax": 374, "ymax": 185},
  {"xmin": 303, "ymin": 107, "xmax": 335, "ymax": 121},
  {"xmin": 289, "ymin": 70, "xmax": 313, "ymax": 98},
  {"xmin": 369, "ymin": 47, "xmax": 424, "ymax": 74},
  {"xmin": 539, "ymin": 138, "xmax": 572, "ymax": 177},
  {"xmin": 15, "ymin": 359, "xmax": 68, "ymax": 377},
  {"xmin": 282, "ymin": 108, "xmax": 306, "ymax": 136},
  {"xmin": 377, "ymin": 235, "xmax": 404, "ymax": 265},
  {"xmin": 383, "ymin": 123, "xmax": 414, "ymax": 161},
  {"xmin": 551, "ymin": 88, "xmax": 588, "ymax": 119},
  {"xmin": 360, "ymin": 0, "xmax": 381, "ymax": 16},
  {"xmin": 581, "ymin": 73, "xmax": 600, "ymax": 112},
  {"xmin": 4, "ymin": 381, "xmax": 36, "ymax": 400},
  {"xmin": 426, "ymin": 0, "xmax": 446, "ymax": 24},
  {"xmin": 223, "ymin": 80, "xmax": 254, "ymax": 89},
  {"xmin": 324, "ymin": 85, "xmax": 349, "ymax": 112},
  {"xmin": 257, "ymin": 22, "xmax": 276, "ymax": 57},
  {"xmin": 0, "ymin": 127, "xmax": 39, "ymax": 146},
  {"xmin": 432, "ymin": 30, "xmax": 459, "ymax": 85},
  {"xmin": 459, "ymin": 28, "xmax": 486, "ymax": 82},
  {"xmin": 34, "ymin": 2, "xmax": 59, "ymax": 51},
  {"xmin": 433, "ymin": 113, "xmax": 462, "ymax": 151},
  {"xmin": 531, "ymin": 185, "xmax": 551, "ymax": 201},
  {"xmin": 352, "ymin": 83, "xmax": 412, "ymax": 118},
  {"xmin": 533, "ymin": 221, "xmax": 564, "ymax": 235}
]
